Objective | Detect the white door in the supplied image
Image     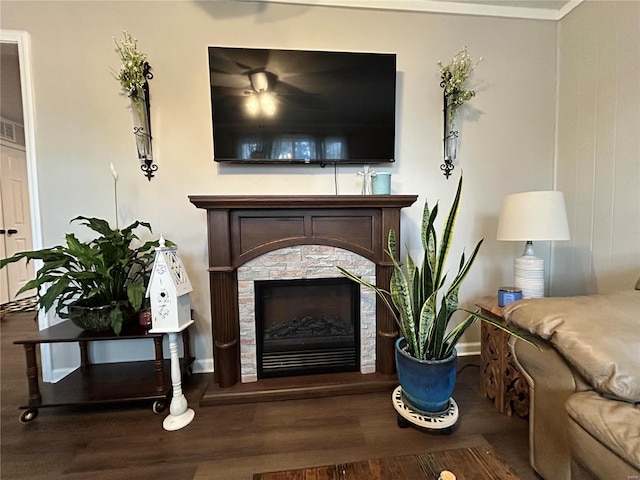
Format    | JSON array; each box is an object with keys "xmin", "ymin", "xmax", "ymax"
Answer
[
  {"xmin": 0, "ymin": 142, "xmax": 35, "ymax": 303},
  {"xmin": 0, "ymin": 184, "xmax": 7, "ymax": 304}
]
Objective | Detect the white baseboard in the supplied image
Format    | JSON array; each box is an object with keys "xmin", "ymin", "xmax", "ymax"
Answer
[
  {"xmin": 454, "ymin": 341, "xmax": 481, "ymax": 357},
  {"xmin": 48, "ymin": 366, "xmax": 77, "ymax": 383},
  {"xmin": 192, "ymin": 358, "xmax": 214, "ymax": 374}
]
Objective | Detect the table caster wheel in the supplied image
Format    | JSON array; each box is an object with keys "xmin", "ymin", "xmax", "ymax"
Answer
[
  {"xmin": 19, "ymin": 409, "xmax": 38, "ymax": 424},
  {"xmin": 397, "ymin": 414, "xmax": 410, "ymax": 429},
  {"xmin": 152, "ymin": 400, "xmax": 166, "ymax": 414}
]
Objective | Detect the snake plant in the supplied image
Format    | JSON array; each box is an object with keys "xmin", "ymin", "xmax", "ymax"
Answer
[{"xmin": 338, "ymin": 176, "xmax": 534, "ymax": 361}]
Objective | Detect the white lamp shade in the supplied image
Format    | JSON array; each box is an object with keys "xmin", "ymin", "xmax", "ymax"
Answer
[{"xmin": 497, "ymin": 191, "xmax": 570, "ymax": 241}]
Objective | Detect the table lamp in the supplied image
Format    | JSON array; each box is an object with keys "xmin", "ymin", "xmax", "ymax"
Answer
[{"xmin": 496, "ymin": 191, "xmax": 570, "ymax": 298}]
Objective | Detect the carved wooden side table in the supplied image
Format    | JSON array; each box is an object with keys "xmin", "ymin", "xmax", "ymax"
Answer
[{"xmin": 476, "ymin": 296, "xmax": 529, "ymax": 418}]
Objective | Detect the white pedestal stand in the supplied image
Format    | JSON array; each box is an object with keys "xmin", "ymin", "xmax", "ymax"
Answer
[{"xmin": 163, "ymin": 329, "xmax": 195, "ymax": 431}]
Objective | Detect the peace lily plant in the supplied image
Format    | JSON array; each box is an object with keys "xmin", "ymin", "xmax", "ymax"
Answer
[
  {"xmin": 0, "ymin": 164, "xmax": 163, "ymax": 334},
  {"xmin": 338, "ymin": 176, "xmax": 535, "ymax": 362}
]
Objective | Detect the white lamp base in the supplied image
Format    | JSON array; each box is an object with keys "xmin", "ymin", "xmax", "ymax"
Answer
[{"xmin": 514, "ymin": 242, "xmax": 544, "ymax": 298}]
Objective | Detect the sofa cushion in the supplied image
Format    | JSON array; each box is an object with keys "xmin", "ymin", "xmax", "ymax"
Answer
[
  {"xmin": 566, "ymin": 391, "xmax": 640, "ymax": 470},
  {"xmin": 504, "ymin": 290, "xmax": 640, "ymax": 402}
]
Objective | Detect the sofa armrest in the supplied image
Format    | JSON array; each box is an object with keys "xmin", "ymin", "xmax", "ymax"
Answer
[
  {"xmin": 510, "ymin": 336, "xmax": 584, "ymax": 480},
  {"xmin": 504, "ymin": 291, "xmax": 640, "ymax": 402}
]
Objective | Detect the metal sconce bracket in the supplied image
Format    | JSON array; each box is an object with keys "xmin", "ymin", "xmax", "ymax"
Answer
[
  {"xmin": 136, "ymin": 62, "xmax": 157, "ymax": 181},
  {"xmin": 440, "ymin": 86, "xmax": 457, "ymax": 179},
  {"xmin": 441, "ymin": 159, "xmax": 455, "ymax": 179}
]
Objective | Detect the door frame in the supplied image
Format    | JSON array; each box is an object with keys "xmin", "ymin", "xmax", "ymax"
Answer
[
  {"xmin": 1, "ymin": 30, "xmax": 42, "ymax": 260},
  {"xmin": 1, "ymin": 30, "xmax": 54, "ymax": 380},
  {"xmin": 1, "ymin": 29, "xmax": 42, "ymax": 288}
]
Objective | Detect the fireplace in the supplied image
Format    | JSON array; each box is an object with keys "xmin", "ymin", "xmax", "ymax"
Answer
[
  {"xmin": 189, "ymin": 194, "xmax": 417, "ymax": 404},
  {"xmin": 256, "ymin": 277, "xmax": 360, "ymax": 378},
  {"xmin": 237, "ymin": 244, "xmax": 376, "ymax": 384}
]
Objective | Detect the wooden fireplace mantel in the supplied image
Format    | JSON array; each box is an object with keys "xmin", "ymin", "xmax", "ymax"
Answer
[
  {"xmin": 189, "ymin": 195, "xmax": 419, "ymax": 210},
  {"xmin": 189, "ymin": 194, "xmax": 418, "ymax": 397},
  {"xmin": 190, "ymin": 195, "xmax": 418, "ymax": 270}
]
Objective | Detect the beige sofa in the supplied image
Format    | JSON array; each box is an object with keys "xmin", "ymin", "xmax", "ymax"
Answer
[{"xmin": 504, "ymin": 287, "xmax": 640, "ymax": 480}]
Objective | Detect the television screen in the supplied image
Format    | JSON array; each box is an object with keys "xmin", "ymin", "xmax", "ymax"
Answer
[{"xmin": 208, "ymin": 47, "xmax": 397, "ymax": 165}]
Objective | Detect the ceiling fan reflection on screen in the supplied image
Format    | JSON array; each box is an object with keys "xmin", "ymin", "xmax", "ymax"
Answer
[
  {"xmin": 210, "ymin": 51, "xmax": 325, "ymax": 118},
  {"xmin": 217, "ymin": 68, "xmax": 322, "ymax": 118},
  {"xmin": 245, "ymin": 70, "xmax": 278, "ymax": 117}
]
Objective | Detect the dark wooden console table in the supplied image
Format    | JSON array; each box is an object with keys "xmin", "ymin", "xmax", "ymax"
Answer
[{"xmin": 13, "ymin": 320, "xmax": 194, "ymax": 422}]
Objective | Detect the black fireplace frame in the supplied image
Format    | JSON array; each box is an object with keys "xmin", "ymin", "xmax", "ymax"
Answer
[{"xmin": 255, "ymin": 277, "xmax": 361, "ymax": 378}]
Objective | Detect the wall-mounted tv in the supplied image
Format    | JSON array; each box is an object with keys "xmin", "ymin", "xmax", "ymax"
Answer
[{"xmin": 208, "ymin": 47, "xmax": 397, "ymax": 165}]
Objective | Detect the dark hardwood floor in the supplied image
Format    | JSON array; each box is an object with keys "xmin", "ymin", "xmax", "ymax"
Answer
[{"xmin": 1, "ymin": 311, "xmax": 540, "ymax": 479}]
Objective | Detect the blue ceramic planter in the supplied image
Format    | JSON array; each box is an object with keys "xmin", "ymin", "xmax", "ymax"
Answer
[{"xmin": 395, "ymin": 337, "xmax": 457, "ymax": 413}]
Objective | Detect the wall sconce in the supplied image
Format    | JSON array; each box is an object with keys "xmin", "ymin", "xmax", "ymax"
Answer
[
  {"xmin": 441, "ymin": 88, "xmax": 457, "ymax": 179},
  {"xmin": 437, "ymin": 47, "xmax": 481, "ymax": 179},
  {"xmin": 132, "ymin": 62, "xmax": 157, "ymax": 181}
]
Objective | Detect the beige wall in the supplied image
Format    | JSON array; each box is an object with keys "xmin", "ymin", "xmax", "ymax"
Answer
[
  {"xmin": 553, "ymin": 0, "xmax": 640, "ymax": 296},
  {"xmin": 1, "ymin": 1, "xmax": 558, "ymax": 370}
]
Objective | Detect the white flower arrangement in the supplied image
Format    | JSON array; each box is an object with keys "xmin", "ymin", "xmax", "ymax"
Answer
[
  {"xmin": 112, "ymin": 31, "xmax": 149, "ymax": 100},
  {"xmin": 438, "ymin": 47, "xmax": 482, "ymax": 128},
  {"xmin": 112, "ymin": 32, "xmax": 153, "ymax": 163}
]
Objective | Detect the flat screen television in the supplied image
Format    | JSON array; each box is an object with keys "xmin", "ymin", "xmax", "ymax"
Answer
[{"xmin": 208, "ymin": 47, "xmax": 397, "ymax": 165}]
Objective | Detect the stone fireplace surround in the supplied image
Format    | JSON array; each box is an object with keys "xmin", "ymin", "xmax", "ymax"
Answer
[
  {"xmin": 238, "ymin": 245, "xmax": 377, "ymax": 383},
  {"xmin": 189, "ymin": 195, "xmax": 417, "ymax": 405}
]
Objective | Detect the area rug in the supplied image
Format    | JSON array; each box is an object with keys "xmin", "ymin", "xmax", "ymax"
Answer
[{"xmin": 253, "ymin": 445, "xmax": 521, "ymax": 480}]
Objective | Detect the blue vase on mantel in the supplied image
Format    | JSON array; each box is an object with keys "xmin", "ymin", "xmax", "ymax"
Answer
[{"xmin": 395, "ymin": 337, "xmax": 457, "ymax": 413}]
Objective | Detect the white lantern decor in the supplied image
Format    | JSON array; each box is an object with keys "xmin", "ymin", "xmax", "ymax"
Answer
[
  {"xmin": 147, "ymin": 236, "xmax": 193, "ymax": 333},
  {"xmin": 146, "ymin": 236, "xmax": 195, "ymax": 430}
]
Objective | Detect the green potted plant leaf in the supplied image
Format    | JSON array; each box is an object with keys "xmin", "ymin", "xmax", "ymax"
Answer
[
  {"xmin": 338, "ymin": 176, "xmax": 536, "ymax": 413},
  {"xmin": 0, "ymin": 216, "xmax": 163, "ymax": 335}
]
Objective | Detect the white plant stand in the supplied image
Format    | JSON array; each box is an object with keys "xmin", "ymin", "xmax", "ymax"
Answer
[
  {"xmin": 391, "ymin": 385, "xmax": 458, "ymax": 433},
  {"xmin": 162, "ymin": 330, "xmax": 195, "ymax": 431}
]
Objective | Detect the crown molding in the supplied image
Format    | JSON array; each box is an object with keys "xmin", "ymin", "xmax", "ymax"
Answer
[{"xmin": 240, "ymin": 0, "xmax": 584, "ymax": 20}]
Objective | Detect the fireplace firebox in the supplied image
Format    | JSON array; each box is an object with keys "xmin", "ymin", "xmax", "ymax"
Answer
[{"xmin": 256, "ymin": 277, "xmax": 360, "ymax": 378}]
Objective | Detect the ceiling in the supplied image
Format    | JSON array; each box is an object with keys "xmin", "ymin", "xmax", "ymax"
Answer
[{"xmin": 246, "ymin": 0, "xmax": 583, "ymax": 20}]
